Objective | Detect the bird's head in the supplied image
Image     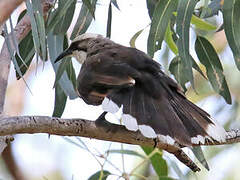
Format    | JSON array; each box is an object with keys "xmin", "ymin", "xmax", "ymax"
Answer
[{"xmin": 54, "ymin": 33, "xmax": 103, "ymax": 64}]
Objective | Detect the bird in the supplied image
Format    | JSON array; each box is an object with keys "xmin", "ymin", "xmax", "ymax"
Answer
[{"xmin": 55, "ymin": 33, "xmax": 227, "ymax": 147}]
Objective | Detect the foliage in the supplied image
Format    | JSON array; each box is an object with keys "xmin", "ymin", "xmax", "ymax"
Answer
[{"xmin": 3, "ymin": 0, "xmax": 240, "ymax": 179}]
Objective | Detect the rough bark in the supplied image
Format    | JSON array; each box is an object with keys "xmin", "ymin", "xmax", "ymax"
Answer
[{"xmin": 0, "ymin": 115, "xmax": 240, "ymax": 172}]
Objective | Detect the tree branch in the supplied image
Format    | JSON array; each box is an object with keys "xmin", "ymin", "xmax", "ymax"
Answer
[
  {"xmin": 1, "ymin": 115, "xmax": 240, "ymax": 172},
  {"xmin": 0, "ymin": 0, "xmax": 26, "ymax": 26}
]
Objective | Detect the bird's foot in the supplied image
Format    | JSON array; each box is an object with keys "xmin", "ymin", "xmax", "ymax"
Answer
[{"xmin": 95, "ymin": 112, "xmax": 117, "ymax": 133}]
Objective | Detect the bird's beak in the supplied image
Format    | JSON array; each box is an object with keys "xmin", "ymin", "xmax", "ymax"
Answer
[{"xmin": 54, "ymin": 49, "xmax": 73, "ymax": 63}]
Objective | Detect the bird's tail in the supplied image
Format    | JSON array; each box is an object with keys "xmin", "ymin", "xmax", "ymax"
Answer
[{"xmin": 103, "ymin": 86, "xmax": 226, "ymax": 146}]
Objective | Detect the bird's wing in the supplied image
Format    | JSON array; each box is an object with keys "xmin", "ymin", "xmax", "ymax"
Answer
[{"xmin": 77, "ymin": 46, "xmax": 226, "ymax": 146}]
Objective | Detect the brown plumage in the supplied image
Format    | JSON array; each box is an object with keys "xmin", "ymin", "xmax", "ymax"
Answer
[{"xmin": 55, "ymin": 33, "xmax": 226, "ymax": 146}]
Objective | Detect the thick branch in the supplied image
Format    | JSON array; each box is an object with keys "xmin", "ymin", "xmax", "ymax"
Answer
[
  {"xmin": 0, "ymin": 0, "xmax": 25, "ymax": 26},
  {"xmin": 1, "ymin": 116, "xmax": 240, "ymax": 172}
]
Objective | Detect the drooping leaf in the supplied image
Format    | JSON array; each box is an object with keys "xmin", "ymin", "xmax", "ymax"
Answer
[
  {"xmin": 129, "ymin": 28, "xmax": 144, "ymax": 48},
  {"xmin": 26, "ymin": 0, "xmax": 47, "ymax": 61},
  {"xmin": 66, "ymin": 60, "xmax": 77, "ymax": 89},
  {"xmin": 223, "ymin": 0, "xmax": 240, "ymax": 70},
  {"xmin": 176, "ymin": 0, "xmax": 198, "ymax": 88},
  {"xmin": 146, "ymin": 0, "xmax": 159, "ymax": 19},
  {"xmin": 35, "ymin": 12, "xmax": 47, "ymax": 61},
  {"xmin": 173, "ymin": 12, "xmax": 217, "ymax": 31},
  {"xmin": 192, "ymin": 146, "xmax": 209, "ymax": 171},
  {"xmin": 71, "ymin": 0, "xmax": 98, "ymax": 39},
  {"xmin": 63, "ymin": 35, "xmax": 77, "ymax": 89},
  {"xmin": 141, "ymin": 147, "xmax": 168, "ymax": 177},
  {"xmin": 3, "ymin": 24, "xmax": 32, "ymax": 93},
  {"xmin": 195, "ymin": 36, "xmax": 232, "ymax": 104},
  {"xmin": 88, "ymin": 170, "xmax": 111, "ymax": 180},
  {"xmin": 106, "ymin": 149, "xmax": 145, "ymax": 159},
  {"xmin": 47, "ymin": 0, "xmax": 75, "ymax": 32},
  {"xmin": 169, "ymin": 55, "xmax": 205, "ymax": 91},
  {"xmin": 47, "ymin": 32, "xmax": 78, "ymax": 99},
  {"xmin": 82, "ymin": 0, "xmax": 95, "ymax": 18},
  {"xmin": 26, "ymin": 0, "xmax": 41, "ymax": 59},
  {"xmin": 15, "ymin": 31, "xmax": 35, "ymax": 79},
  {"xmin": 53, "ymin": 0, "xmax": 76, "ymax": 35},
  {"xmin": 191, "ymin": 15, "xmax": 216, "ymax": 30},
  {"xmin": 106, "ymin": 2, "xmax": 112, "ymax": 38},
  {"xmin": 147, "ymin": 0, "xmax": 178, "ymax": 57},
  {"xmin": 169, "ymin": 56, "xmax": 188, "ymax": 91},
  {"xmin": 17, "ymin": 9, "xmax": 27, "ymax": 23},
  {"xmin": 52, "ymin": 83, "xmax": 67, "ymax": 117},
  {"xmin": 164, "ymin": 22, "xmax": 178, "ymax": 55}
]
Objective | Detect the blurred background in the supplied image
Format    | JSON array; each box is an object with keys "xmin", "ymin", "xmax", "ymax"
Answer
[{"xmin": 1, "ymin": 0, "xmax": 240, "ymax": 179}]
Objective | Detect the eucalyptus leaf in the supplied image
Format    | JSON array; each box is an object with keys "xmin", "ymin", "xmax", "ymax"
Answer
[
  {"xmin": 88, "ymin": 170, "xmax": 111, "ymax": 180},
  {"xmin": 164, "ymin": 22, "xmax": 178, "ymax": 55},
  {"xmin": 130, "ymin": 29, "xmax": 144, "ymax": 48},
  {"xmin": 192, "ymin": 146, "xmax": 209, "ymax": 171},
  {"xmin": 169, "ymin": 56, "xmax": 188, "ymax": 91},
  {"xmin": 52, "ymin": 83, "xmax": 67, "ymax": 117},
  {"xmin": 82, "ymin": 0, "xmax": 95, "ymax": 18},
  {"xmin": 15, "ymin": 31, "xmax": 35, "ymax": 79},
  {"xmin": 176, "ymin": 0, "xmax": 198, "ymax": 88},
  {"xmin": 141, "ymin": 147, "xmax": 168, "ymax": 177},
  {"xmin": 26, "ymin": 0, "xmax": 41, "ymax": 59},
  {"xmin": 146, "ymin": 0, "xmax": 160, "ymax": 19},
  {"xmin": 53, "ymin": 0, "xmax": 76, "ymax": 35},
  {"xmin": 47, "ymin": 0, "xmax": 75, "ymax": 32},
  {"xmin": 71, "ymin": 0, "xmax": 98, "ymax": 39},
  {"xmin": 47, "ymin": 32, "xmax": 78, "ymax": 99},
  {"xmin": 223, "ymin": 0, "xmax": 240, "ymax": 70},
  {"xmin": 195, "ymin": 36, "xmax": 232, "ymax": 104},
  {"xmin": 147, "ymin": 0, "xmax": 178, "ymax": 57}
]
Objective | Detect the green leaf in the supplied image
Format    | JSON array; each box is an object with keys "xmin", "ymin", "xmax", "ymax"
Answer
[
  {"xmin": 70, "ymin": 0, "xmax": 97, "ymax": 39},
  {"xmin": 26, "ymin": 0, "xmax": 41, "ymax": 58},
  {"xmin": 47, "ymin": 0, "xmax": 75, "ymax": 32},
  {"xmin": 191, "ymin": 15, "xmax": 216, "ymax": 30},
  {"xmin": 141, "ymin": 147, "xmax": 168, "ymax": 177},
  {"xmin": 195, "ymin": 36, "xmax": 232, "ymax": 104},
  {"xmin": 17, "ymin": 9, "xmax": 27, "ymax": 23},
  {"xmin": 106, "ymin": 2, "xmax": 112, "ymax": 38},
  {"xmin": 223, "ymin": 0, "xmax": 240, "ymax": 70},
  {"xmin": 176, "ymin": 0, "xmax": 198, "ymax": 88},
  {"xmin": 47, "ymin": 32, "xmax": 78, "ymax": 99},
  {"xmin": 88, "ymin": 170, "xmax": 111, "ymax": 180},
  {"xmin": 106, "ymin": 149, "xmax": 145, "ymax": 159},
  {"xmin": 35, "ymin": 12, "xmax": 47, "ymax": 61},
  {"xmin": 53, "ymin": 0, "xmax": 76, "ymax": 35},
  {"xmin": 52, "ymin": 83, "xmax": 67, "ymax": 117},
  {"xmin": 15, "ymin": 31, "xmax": 35, "ymax": 79},
  {"xmin": 169, "ymin": 56, "xmax": 188, "ymax": 91},
  {"xmin": 173, "ymin": 12, "xmax": 217, "ymax": 31},
  {"xmin": 164, "ymin": 22, "xmax": 178, "ymax": 54},
  {"xmin": 66, "ymin": 60, "xmax": 77, "ymax": 89},
  {"xmin": 146, "ymin": 0, "xmax": 159, "ymax": 19},
  {"xmin": 130, "ymin": 29, "xmax": 144, "ymax": 48},
  {"xmin": 192, "ymin": 146, "xmax": 209, "ymax": 171},
  {"xmin": 63, "ymin": 35, "xmax": 77, "ymax": 89},
  {"xmin": 147, "ymin": 0, "xmax": 178, "ymax": 57},
  {"xmin": 82, "ymin": 0, "xmax": 95, "ymax": 18}
]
